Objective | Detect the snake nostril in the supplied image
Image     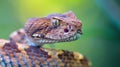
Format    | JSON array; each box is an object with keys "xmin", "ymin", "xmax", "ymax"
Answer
[{"xmin": 64, "ymin": 28, "xmax": 69, "ymax": 33}]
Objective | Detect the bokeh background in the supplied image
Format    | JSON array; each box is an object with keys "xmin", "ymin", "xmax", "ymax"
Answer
[{"xmin": 0, "ymin": 0, "xmax": 120, "ymax": 67}]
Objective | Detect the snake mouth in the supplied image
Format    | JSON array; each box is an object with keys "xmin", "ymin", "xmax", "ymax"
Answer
[{"xmin": 32, "ymin": 33, "xmax": 81, "ymax": 44}]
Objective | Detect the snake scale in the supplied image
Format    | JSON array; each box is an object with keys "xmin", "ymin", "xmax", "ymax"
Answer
[{"xmin": 0, "ymin": 11, "xmax": 90, "ymax": 67}]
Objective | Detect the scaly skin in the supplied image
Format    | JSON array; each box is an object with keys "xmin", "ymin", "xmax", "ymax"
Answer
[
  {"xmin": 0, "ymin": 39, "xmax": 90, "ymax": 67},
  {"xmin": 7, "ymin": 11, "xmax": 90, "ymax": 67},
  {"xmin": 10, "ymin": 11, "xmax": 82, "ymax": 46}
]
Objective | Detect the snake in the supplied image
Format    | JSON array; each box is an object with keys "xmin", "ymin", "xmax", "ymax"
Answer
[{"xmin": 0, "ymin": 11, "xmax": 90, "ymax": 67}]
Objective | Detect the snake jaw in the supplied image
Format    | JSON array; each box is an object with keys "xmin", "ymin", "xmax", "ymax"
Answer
[{"xmin": 31, "ymin": 32, "xmax": 81, "ymax": 45}]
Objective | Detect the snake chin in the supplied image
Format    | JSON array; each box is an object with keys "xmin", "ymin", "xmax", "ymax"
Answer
[{"xmin": 33, "ymin": 33, "xmax": 81, "ymax": 44}]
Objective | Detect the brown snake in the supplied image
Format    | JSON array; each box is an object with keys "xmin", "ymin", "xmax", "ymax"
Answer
[{"xmin": 0, "ymin": 11, "xmax": 90, "ymax": 67}]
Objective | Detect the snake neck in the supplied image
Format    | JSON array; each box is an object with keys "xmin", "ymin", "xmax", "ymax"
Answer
[{"xmin": 25, "ymin": 36, "xmax": 44, "ymax": 47}]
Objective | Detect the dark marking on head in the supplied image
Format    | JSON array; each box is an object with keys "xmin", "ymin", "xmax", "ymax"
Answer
[
  {"xmin": 47, "ymin": 26, "xmax": 53, "ymax": 31},
  {"xmin": 31, "ymin": 28, "xmax": 43, "ymax": 37}
]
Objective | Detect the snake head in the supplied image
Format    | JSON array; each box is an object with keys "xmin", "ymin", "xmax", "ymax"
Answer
[{"xmin": 24, "ymin": 11, "xmax": 82, "ymax": 46}]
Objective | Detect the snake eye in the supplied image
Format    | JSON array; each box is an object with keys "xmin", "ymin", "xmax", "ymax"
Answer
[{"xmin": 52, "ymin": 19, "xmax": 60, "ymax": 27}]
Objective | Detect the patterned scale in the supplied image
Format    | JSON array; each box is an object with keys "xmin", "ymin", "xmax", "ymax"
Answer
[{"xmin": 0, "ymin": 39, "xmax": 90, "ymax": 67}]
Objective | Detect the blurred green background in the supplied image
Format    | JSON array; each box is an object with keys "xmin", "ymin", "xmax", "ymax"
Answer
[{"xmin": 0, "ymin": 0, "xmax": 120, "ymax": 67}]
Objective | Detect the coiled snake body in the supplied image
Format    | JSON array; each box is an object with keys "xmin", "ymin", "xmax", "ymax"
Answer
[{"xmin": 0, "ymin": 11, "xmax": 90, "ymax": 67}]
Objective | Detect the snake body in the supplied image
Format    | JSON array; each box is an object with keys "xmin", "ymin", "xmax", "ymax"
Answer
[
  {"xmin": 0, "ymin": 39, "xmax": 89, "ymax": 67},
  {"xmin": 0, "ymin": 11, "xmax": 90, "ymax": 67}
]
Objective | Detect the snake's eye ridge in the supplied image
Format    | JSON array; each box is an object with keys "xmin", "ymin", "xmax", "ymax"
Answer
[{"xmin": 52, "ymin": 19, "xmax": 60, "ymax": 27}]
